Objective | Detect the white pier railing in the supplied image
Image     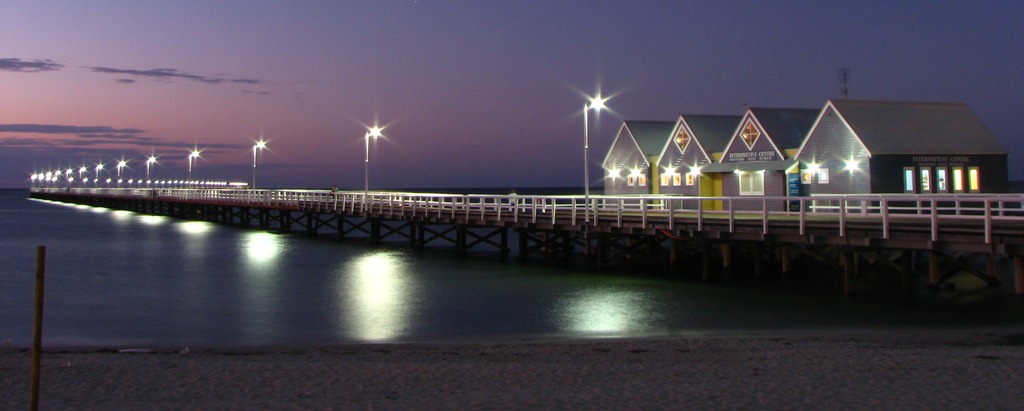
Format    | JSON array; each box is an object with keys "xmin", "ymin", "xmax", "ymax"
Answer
[{"xmin": 31, "ymin": 187, "xmax": 1024, "ymax": 245}]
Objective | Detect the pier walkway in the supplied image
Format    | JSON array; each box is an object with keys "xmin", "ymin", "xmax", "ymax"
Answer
[{"xmin": 30, "ymin": 187, "xmax": 1024, "ymax": 295}]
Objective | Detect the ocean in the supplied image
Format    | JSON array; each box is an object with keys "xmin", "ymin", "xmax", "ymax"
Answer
[{"xmin": 1, "ymin": 188, "xmax": 1021, "ymax": 348}]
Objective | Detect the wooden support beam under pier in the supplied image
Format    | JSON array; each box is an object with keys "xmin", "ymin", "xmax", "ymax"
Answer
[{"xmin": 1016, "ymin": 255, "xmax": 1024, "ymax": 296}]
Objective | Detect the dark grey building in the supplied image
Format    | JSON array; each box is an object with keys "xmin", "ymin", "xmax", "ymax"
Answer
[{"xmin": 795, "ymin": 100, "xmax": 1008, "ymax": 194}]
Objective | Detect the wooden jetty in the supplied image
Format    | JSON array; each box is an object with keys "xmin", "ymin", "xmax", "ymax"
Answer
[{"xmin": 29, "ymin": 187, "xmax": 1024, "ymax": 295}]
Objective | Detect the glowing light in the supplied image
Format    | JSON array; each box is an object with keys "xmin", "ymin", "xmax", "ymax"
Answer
[
  {"xmin": 110, "ymin": 210, "xmax": 133, "ymax": 223},
  {"xmin": 629, "ymin": 168, "xmax": 644, "ymax": 178},
  {"xmin": 177, "ymin": 221, "xmax": 213, "ymax": 236},
  {"xmin": 806, "ymin": 162, "xmax": 820, "ymax": 174},
  {"xmin": 606, "ymin": 169, "xmax": 621, "ymax": 180},
  {"xmin": 139, "ymin": 215, "xmax": 167, "ymax": 225},
  {"xmin": 587, "ymin": 94, "xmax": 608, "ymax": 111},
  {"xmin": 243, "ymin": 231, "xmax": 283, "ymax": 265},
  {"xmin": 340, "ymin": 251, "xmax": 414, "ymax": 341},
  {"xmin": 689, "ymin": 166, "xmax": 702, "ymax": 175},
  {"xmin": 558, "ymin": 288, "xmax": 649, "ymax": 336},
  {"xmin": 844, "ymin": 159, "xmax": 860, "ymax": 172}
]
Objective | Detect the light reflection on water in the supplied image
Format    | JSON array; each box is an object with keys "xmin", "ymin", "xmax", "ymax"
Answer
[
  {"xmin": 559, "ymin": 288, "xmax": 652, "ymax": 337},
  {"xmin": 338, "ymin": 251, "xmax": 417, "ymax": 341},
  {"xmin": 2, "ymin": 191, "xmax": 1022, "ymax": 348},
  {"xmin": 239, "ymin": 231, "xmax": 287, "ymax": 344},
  {"xmin": 138, "ymin": 214, "xmax": 167, "ymax": 226}
]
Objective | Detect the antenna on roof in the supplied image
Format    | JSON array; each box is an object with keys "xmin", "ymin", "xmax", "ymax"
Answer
[{"xmin": 838, "ymin": 68, "xmax": 850, "ymax": 100}]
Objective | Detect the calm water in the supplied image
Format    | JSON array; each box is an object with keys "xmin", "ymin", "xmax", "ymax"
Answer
[{"xmin": 1, "ymin": 189, "xmax": 1021, "ymax": 348}]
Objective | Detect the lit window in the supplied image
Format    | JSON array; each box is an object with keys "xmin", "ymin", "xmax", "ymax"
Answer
[
  {"xmin": 936, "ymin": 168, "xmax": 947, "ymax": 192},
  {"xmin": 817, "ymin": 168, "xmax": 829, "ymax": 184},
  {"xmin": 675, "ymin": 130, "xmax": 690, "ymax": 151},
  {"xmin": 952, "ymin": 168, "xmax": 964, "ymax": 192},
  {"xmin": 739, "ymin": 171, "xmax": 764, "ymax": 195},
  {"xmin": 660, "ymin": 173, "xmax": 670, "ymax": 186},
  {"xmin": 968, "ymin": 167, "xmax": 980, "ymax": 192},
  {"xmin": 741, "ymin": 122, "xmax": 760, "ymax": 149},
  {"xmin": 903, "ymin": 168, "xmax": 915, "ymax": 193},
  {"xmin": 920, "ymin": 168, "xmax": 931, "ymax": 192},
  {"xmin": 628, "ymin": 168, "xmax": 646, "ymax": 187}
]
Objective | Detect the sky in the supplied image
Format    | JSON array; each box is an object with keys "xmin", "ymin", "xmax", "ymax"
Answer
[{"xmin": 2, "ymin": 1, "xmax": 1022, "ymax": 189}]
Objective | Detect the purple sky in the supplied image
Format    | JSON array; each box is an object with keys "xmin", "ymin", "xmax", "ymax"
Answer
[{"xmin": 2, "ymin": 1, "xmax": 1021, "ymax": 189}]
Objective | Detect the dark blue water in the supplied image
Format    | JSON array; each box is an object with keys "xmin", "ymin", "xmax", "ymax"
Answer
[{"xmin": 1, "ymin": 189, "xmax": 1021, "ymax": 348}]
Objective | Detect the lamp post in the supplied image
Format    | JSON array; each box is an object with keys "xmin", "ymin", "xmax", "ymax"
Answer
[
  {"xmin": 78, "ymin": 165, "xmax": 87, "ymax": 187},
  {"xmin": 364, "ymin": 125, "xmax": 383, "ymax": 194},
  {"xmin": 252, "ymin": 139, "xmax": 267, "ymax": 189},
  {"xmin": 583, "ymin": 94, "xmax": 608, "ymax": 223},
  {"xmin": 94, "ymin": 163, "xmax": 104, "ymax": 187},
  {"xmin": 146, "ymin": 155, "xmax": 157, "ymax": 187},
  {"xmin": 116, "ymin": 159, "xmax": 128, "ymax": 187},
  {"xmin": 188, "ymin": 149, "xmax": 201, "ymax": 186}
]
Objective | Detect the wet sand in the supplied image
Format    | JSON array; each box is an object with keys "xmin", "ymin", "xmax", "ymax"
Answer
[{"xmin": 2, "ymin": 329, "xmax": 1023, "ymax": 410}]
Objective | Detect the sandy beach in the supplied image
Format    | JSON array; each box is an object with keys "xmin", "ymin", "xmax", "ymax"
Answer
[{"xmin": 3, "ymin": 329, "xmax": 1023, "ymax": 410}]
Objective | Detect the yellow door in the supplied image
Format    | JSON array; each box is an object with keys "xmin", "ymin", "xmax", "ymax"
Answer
[{"xmin": 700, "ymin": 174, "xmax": 723, "ymax": 210}]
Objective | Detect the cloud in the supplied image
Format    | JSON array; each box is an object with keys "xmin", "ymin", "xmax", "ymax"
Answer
[
  {"xmin": 243, "ymin": 90, "xmax": 271, "ymax": 95},
  {"xmin": 0, "ymin": 124, "xmax": 146, "ymax": 135},
  {"xmin": 117, "ymin": 78, "xmax": 136, "ymax": 84},
  {"xmin": 0, "ymin": 58, "xmax": 64, "ymax": 72},
  {"xmin": 89, "ymin": 66, "xmax": 263, "ymax": 85}
]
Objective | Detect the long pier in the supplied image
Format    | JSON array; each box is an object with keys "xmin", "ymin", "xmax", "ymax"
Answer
[{"xmin": 29, "ymin": 187, "xmax": 1024, "ymax": 295}]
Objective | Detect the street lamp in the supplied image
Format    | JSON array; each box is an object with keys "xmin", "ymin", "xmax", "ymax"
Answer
[
  {"xmin": 188, "ymin": 149, "xmax": 201, "ymax": 186},
  {"xmin": 583, "ymin": 94, "xmax": 608, "ymax": 223},
  {"xmin": 364, "ymin": 125, "xmax": 383, "ymax": 193},
  {"xmin": 78, "ymin": 165, "xmax": 87, "ymax": 187},
  {"xmin": 146, "ymin": 155, "xmax": 157, "ymax": 186},
  {"xmin": 116, "ymin": 159, "xmax": 128, "ymax": 187},
  {"xmin": 253, "ymin": 139, "xmax": 267, "ymax": 189},
  {"xmin": 94, "ymin": 162, "xmax": 104, "ymax": 187}
]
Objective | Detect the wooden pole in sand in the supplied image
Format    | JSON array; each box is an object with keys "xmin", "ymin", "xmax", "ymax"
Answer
[
  {"xmin": 1014, "ymin": 255, "xmax": 1024, "ymax": 296},
  {"xmin": 30, "ymin": 245, "xmax": 46, "ymax": 411}
]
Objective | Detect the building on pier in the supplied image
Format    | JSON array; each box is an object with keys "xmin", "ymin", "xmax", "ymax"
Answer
[
  {"xmin": 655, "ymin": 114, "xmax": 740, "ymax": 197},
  {"xmin": 700, "ymin": 107, "xmax": 818, "ymax": 210},
  {"xmin": 794, "ymin": 99, "xmax": 1009, "ymax": 194},
  {"xmin": 601, "ymin": 120, "xmax": 675, "ymax": 195}
]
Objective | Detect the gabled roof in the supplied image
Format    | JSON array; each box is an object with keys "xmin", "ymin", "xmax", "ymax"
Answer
[
  {"xmin": 626, "ymin": 121, "xmax": 676, "ymax": 157},
  {"xmin": 681, "ymin": 115, "xmax": 741, "ymax": 154},
  {"xmin": 747, "ymin": 107, "xmax": 819, "ymax": 150},
  {"xmin": 602, "ymin": 120, "xmax": 675, "ymax": 170},
  {"xmin": 826, "ymin": 99, "xmax": 1006, "ymax": 155}
]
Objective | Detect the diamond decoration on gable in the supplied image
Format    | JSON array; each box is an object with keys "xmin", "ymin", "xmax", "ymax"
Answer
[
  {"xmin": 741, "ymin": 121, "xmax": 760, "ymax": 149},
  {"xmin": 675, "ymin": 130, "xmax": 690, "ymax": 151}
]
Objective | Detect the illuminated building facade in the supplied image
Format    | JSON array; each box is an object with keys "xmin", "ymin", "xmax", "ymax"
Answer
[
  {"xmin": 795, "ymin": 100, "xmax": 1008, "ymax": 194},
  {"xmin": 601, "ymin": 121, "xmax": 675, "ymax": 195}
]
